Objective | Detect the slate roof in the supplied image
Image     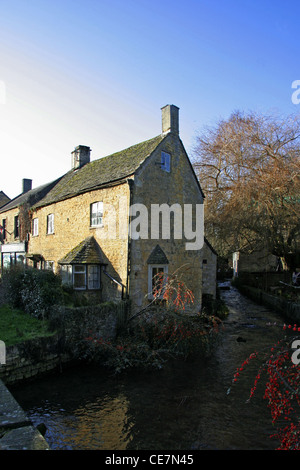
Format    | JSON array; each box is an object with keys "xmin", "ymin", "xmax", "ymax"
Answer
[
  {"xmin": 58, "ymin": 236, "xmax": 105, "ymax": 265},
  {"xmin": 0, "ymin": 179, "xmax": 61, "ymax": 214},
  {"xmin": 147, "ymin": 245, "xmax": 169, "ymax": 264},
  {"xmin": 33, "ymin": 134, "xmax": 166, "ymax": 209}
]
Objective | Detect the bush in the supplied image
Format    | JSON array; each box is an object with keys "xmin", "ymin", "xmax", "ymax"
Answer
[
  {"xmin": 2, "ymin": 266, "xmax": 64, "ymax": 319},
  {"xmin": 83, "ymin": 309, "xmax": 223, "ymax": 374}
]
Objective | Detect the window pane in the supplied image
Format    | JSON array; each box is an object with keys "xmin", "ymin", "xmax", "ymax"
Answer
[
  {"xmin": 74, "ymin": 265, "xmax": 85, "ymax": 272},
  {"xmin": 74, "ymin": 273, "xmax": 86, "ymax": 289},
  {"xmin": 61, "ymin": 265, "xmax": 72, "ymax": 285},
  {"xmin": 32, "ymin": 218, "xmax": 39, "ymax": 236},
  {"xmin": 152, "ymin": 267, "xmax": 164, "ymax": 290},
  {"xmin": 88, "ymin": 265, "xmax": 100, "ymax": 289},
  {"xmin": 91, "ymin": 202, "xmax": 103, "ymax": 226},
  {"xmin": 47, "ymin": 214, "xmax": 54, "ymax": 234},
  {"xmin": 73, "ymin": 265, "xmax": 86, "ymax": 289},
  {"xmin": 161, "ymin": 152, "xmax": 170, "ymax": 172}
]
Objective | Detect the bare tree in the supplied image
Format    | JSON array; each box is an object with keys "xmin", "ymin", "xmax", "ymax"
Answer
[{"xmin": 192, "ymin": 111, "xmax": 300, "ymax": 270}]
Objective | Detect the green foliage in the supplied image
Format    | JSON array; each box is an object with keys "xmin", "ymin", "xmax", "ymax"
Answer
[
  {"xmin": 202, "ymin": 291, "xmax": 229, "ymax": 320},
  {"xmin": 2, "ymin": 266, "xmax": 64, "ymax": 319}
]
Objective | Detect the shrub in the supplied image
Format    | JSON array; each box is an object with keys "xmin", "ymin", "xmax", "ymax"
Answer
[
  {"xmin": 3, "ymin": 266, "xmax": 64, "ymax": 319},
  {"xmin": 229, "ymin": 322, "xmax": 300, "ymax": 450},
  {"xmin": 83, "ymin": 309, "xmax": 223, "ymax": 374}
]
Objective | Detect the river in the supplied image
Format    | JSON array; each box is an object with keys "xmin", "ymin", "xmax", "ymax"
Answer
[{"xmin": 10, "ymin": 282, "xmax": 290, "ymax": 450}]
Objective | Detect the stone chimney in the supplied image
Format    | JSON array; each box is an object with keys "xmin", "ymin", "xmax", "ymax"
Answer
[
  {"xmin": 22, "ymin": 178, "xmax": 32, "ymax": 193},
  {"xmin": 161, "ymin": 104, "xmax": 179, "ymax": 135},
  {"xmin": 71, "ymin": 145, "xmax": 91, "ymax": 170}
]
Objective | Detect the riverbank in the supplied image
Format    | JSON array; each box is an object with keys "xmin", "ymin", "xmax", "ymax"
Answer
[
  {"xmin": 233, "ymin": 283, "xmax": 300, "ymax": 323},
  {"xmin": 0, "ymin": 379, "xmax": 49, "ymax": 450}
]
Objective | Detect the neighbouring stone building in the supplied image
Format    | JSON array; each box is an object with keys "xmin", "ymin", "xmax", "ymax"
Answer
[
  {"xmin": 0, "ymin": 105, "xmax": 216, "ymax": 314},
  {"xmin": 232, "ymin": 246, "xmax": 281, "ymax": 277},
  {"xmin": 0, "ymin": 191, "xmax": 10, "ymax": 209}
]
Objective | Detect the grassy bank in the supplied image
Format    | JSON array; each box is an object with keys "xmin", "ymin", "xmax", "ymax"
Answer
[{"xmin": 0, "ymin": 304, "xmax": 54, "ymax": 346}]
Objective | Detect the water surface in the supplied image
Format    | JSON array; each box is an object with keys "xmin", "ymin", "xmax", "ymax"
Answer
[{"xmin": 11, "ymin": 283, "xmax": 287, "ymax": 450}]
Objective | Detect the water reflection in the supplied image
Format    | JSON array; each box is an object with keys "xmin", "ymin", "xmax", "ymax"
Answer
[{"xmin": 11, "ymin": 283, "xmax": 287, "ymax": 450}]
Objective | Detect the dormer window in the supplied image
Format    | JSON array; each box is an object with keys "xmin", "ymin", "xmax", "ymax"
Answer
[{"xmin": 161, "ymin": 151, "xmax": 171, "ymax": 172}]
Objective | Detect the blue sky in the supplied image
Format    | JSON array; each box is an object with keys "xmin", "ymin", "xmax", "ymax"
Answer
[{"xmin": 0, "ymin": 0, "xmax": 299, "ymax": 198}]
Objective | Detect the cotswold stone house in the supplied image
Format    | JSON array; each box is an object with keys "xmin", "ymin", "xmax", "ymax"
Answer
[{"xmin": 0, "ymin": 105, "xmax": 215, "ymax": 314}]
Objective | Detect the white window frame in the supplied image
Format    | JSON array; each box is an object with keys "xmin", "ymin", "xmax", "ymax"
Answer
[
  {"xmin": 148, "ymin": 264, "xmax": 168, "ymax": 299},
  {"xmin": 73, "ymin": 264, "xmax": 86, "ymax": 290},
  {"xmin": 61, "ymin": 265, "xmax": 73, "ymax": 285},
  {"xmin": 90, "ymin": 202, "xmax": 103, "ymax": 227},
  {"xmin": 87, "ymin": 265, "xmax": 100, "ymax": 290},
  {"xmin": 47, "ymin": 213, "xmax": 54, "ymax": 234},
  {"xmin": 32, "ymin": 218, "xmax": 39, "ymax": 236},
  {"xmin": 45, "ymin": 261, "xmax": 54, "ymax": 271},
  {"xmin": 161, "ymin": 151, "xmax": 171, "ymax": 172}
]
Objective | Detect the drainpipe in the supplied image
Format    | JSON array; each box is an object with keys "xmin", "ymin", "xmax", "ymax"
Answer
[{"xmin": 126, "ymin": 179, "xmax": 134, "ymax": 300}]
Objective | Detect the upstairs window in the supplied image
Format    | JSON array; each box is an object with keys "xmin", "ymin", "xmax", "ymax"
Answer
[
  {"xmin": 90, "ymin": 202, "xmax": 103, "ymax": 227},
  {"xmin": 161, "ymin": 151, "xmax": 171, "ymax": 172},
  {"xmin": 32, "ymin": 218, "xmax": 39, "ymax": 236},
  {"xmin": 47, "ymin": 214, "xmax": 54, "ymax": 234},
  {"xmin": 1, "ymin": 219, "xmax": 6, "ymax": 240}
]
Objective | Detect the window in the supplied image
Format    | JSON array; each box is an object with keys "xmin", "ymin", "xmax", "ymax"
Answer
[
  {"xmin": 161, "ymin": 151, "xmax": 171, "ymax": 172},
  {"xmin": 73, "ymin": 265, "xmax": 86, "ymax": 290},
  {"xmin": 0, "ymin": 220, "xmax": 6, "ymax": 241},
  {"xmin": 90, "ymin": 202, "xmax": 103, "ymax": 227},
  {"xmin": 61, "ymin": 265, "xmax": 101, "ymax": 290},
  {"xmin": 61, "ymin": 265, "xmax": 72, "ymax": 285},
  {"xmin": 14, "ymin": 216, "xmax": 19, "ymax": 238},
  {"xmin": 32, "ymin": 218, "xmax": 39, "ymax": 236},
  {"xmin": 47, "ymin": 214, "xmax": 54, "ymax": 234},
  {"xmin": 148, "ymin": 264, "xmax": 168, "ymax": 299},
  {"xmin": 88, "ymin": 265, "xmax": 100, "ymax": 289},
  {"xmin": 45, "ymin": 261, "xmax": 54, "ymax": 271}
]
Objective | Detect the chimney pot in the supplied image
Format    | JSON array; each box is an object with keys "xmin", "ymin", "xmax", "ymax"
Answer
[
  {"xmin": 22, "ymin": 179, "xmax": 32, "ymax": 193},
  {"xmin": 71, "ymin": 145, "xmax": 91, "ymax": 170},
  {"xmin": 161, "ymin": 104, "xmax": 179, "ymax": 135}
]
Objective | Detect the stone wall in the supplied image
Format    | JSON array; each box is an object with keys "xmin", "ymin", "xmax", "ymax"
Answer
[
  {"xmin": 28, "ymin": 183, "xmax": 130, "ymax": 302},
  {"xmin": 0, "ymin": 300, "xmax": 127, "ymax": 385},
  {"xmin": 129, "ymin": 132, "xmax": 204, "ymax": 314},
  {"xmin": 0, "ymin": 334, "xmax": 69, "ymax": 385},
  {"xmin": 237, "ymin": 284, "xmax": 300, "ymax": 322}
]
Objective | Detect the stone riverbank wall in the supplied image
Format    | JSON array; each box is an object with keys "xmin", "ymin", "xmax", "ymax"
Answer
[
  {"xmin": 237, "ymin": 284, "xmax": 300, "ymax": 323},
  {"xmin": 0, "ymin": 301, "xmax": 127, "ymax": 449},
  {"xmin": 0, "ymin": 300, "xmax": 127, "ymax": 385},
  {"xmin": 0, "ymin": 379, "xmax": 50, "ymax": 450}
]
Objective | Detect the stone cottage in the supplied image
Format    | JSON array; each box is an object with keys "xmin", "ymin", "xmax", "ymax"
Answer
[{"xmin": 0, "ymin": 105, "xmax": 213, "ymax": 314}]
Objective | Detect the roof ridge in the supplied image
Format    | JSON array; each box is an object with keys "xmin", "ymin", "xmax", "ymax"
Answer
[{"xmin": 32, "ymin": 133, "xmax": 167, "ymax": 209}]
